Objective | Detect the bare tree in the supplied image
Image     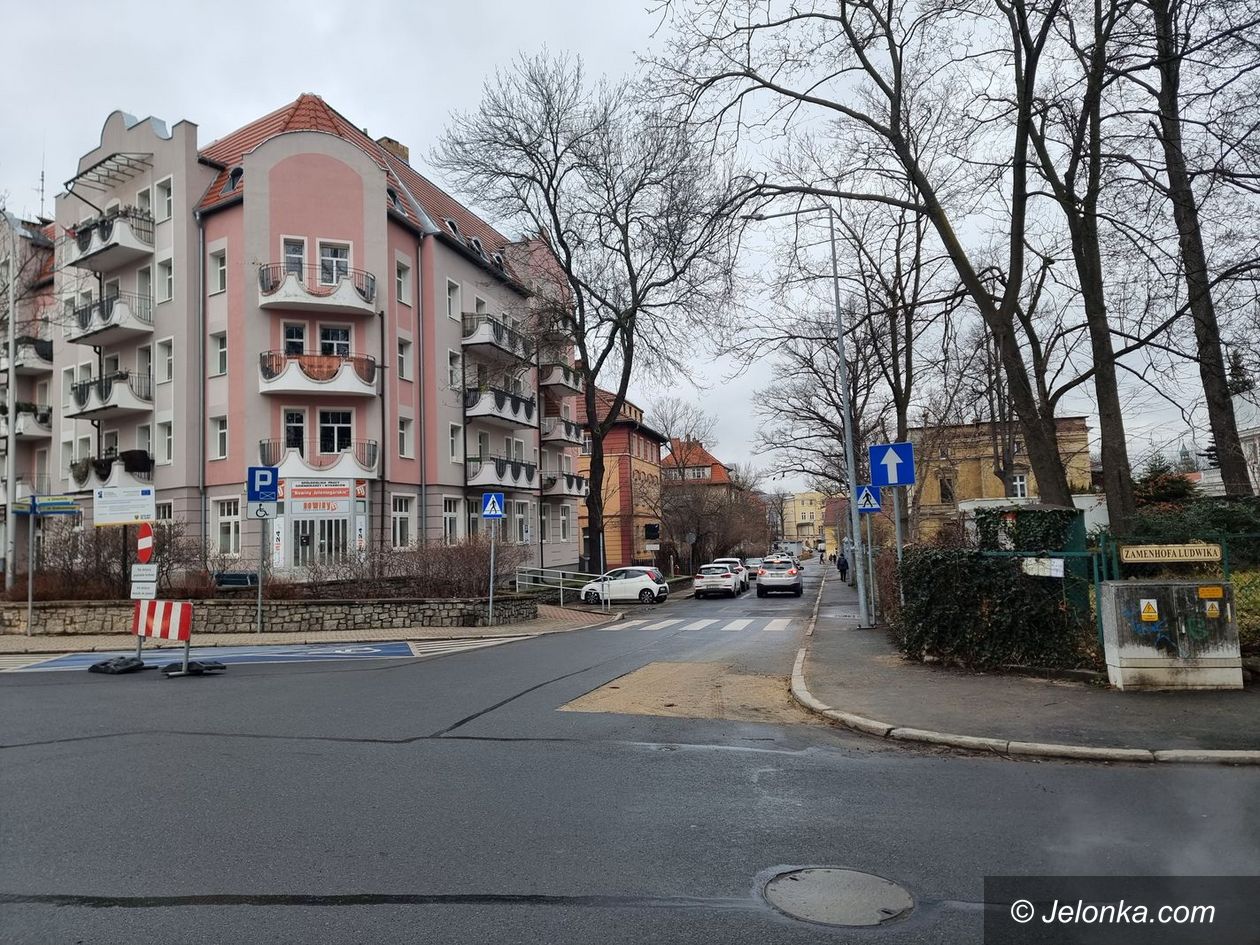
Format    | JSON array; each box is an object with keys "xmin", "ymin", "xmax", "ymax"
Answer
[{"xmin": 436, "ymin": 52, "xmax": 744, "ymax": 572}]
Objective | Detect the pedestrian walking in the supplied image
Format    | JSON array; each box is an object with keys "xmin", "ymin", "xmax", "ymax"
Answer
[{"xmin": 837, "ymin": 555, "xmax": 849, "ymax": 581}]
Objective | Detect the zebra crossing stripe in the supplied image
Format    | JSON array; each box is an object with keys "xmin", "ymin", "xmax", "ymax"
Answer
[
  {"xmin": 720, "ymin": 619, "xmax": 752, "ymax": 632},
  {"xmin": 763, "ymin": 618, "xmax": 792, "ymax": 633},
  {"xmin": 681, "ymin": 619, "xmax": 718, "ymax": 631},
  {"xmin": 643, "ymin": 619, "xmax": 682, "ymax": 631},
  {"xmin": 407, "ymin": 638, "xmax": 515, "ymax": 657},
  {"xmin": 0, "ymin": 656, "xmax": 55, "ymax": 672}
]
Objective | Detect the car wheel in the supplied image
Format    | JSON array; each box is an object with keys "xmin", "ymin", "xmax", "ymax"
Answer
[
  {"xmin": 793, "ymin": 587, "xmax": 803, "ymax": 597},
  {"xmin": 584, "ymin": 591, "xmax": 599, "ymax": 604},
  {"xmin": 756, "ymin": 589, "xmax": 766, "ymax": 598},
  {"xmin": 638, "ymin": 589, "xmax": 655, "ymax": 604}
]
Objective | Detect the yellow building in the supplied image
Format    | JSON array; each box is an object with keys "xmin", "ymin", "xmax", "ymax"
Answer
[
  {"xmin": 909, "ymin": 417, "xmax": 1091, "ymax": 541},
  {"xmin": 780, "ymin": 491, "xmax": 829, "ymax": 550}
]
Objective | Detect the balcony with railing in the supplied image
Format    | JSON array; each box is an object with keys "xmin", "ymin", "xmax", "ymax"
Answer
[
  {"xmin": 258, "ymin": 351, "xmax": 378, "ymax": 397},
  {"xmin": 68, "ymin": 450, "xmax": 154, "ymax": 492},
  {"xmin": 258, "ymin": 437, "xmax": 380, "ymax": 478},
  {"xmin": 63, "ymin": 292, "xmax": 153, "ymax": 346},
  {"xmin": 465, "ymin": 453, "xmax": 539, "ymax": 490},
  {"xmin": 0, "ymin": 404, "xmax": 53, "ymax": 441},
  {"xmin": 461, "ymin": 314, "xmax": 533, "ymax": 363},
  {"xmin": 67, "ymin": 207, "xmax": 154, "ymax": 271},
  {"xmin": 0, "ymin": 335, "xmax": 55, "ymax": 375},
  {"xmin": 542, "ymin": 470, "xmax": 589, "ymax": 498},
  {"xmin": 257, "ymin": 263, "xmax": 378, "ymax": 316},
  {"xmin": 464, "ymin": 385, "xmax": 536, "ymax": 429},
  {"xmin": 66, "ymin": 371, "xmax": 153, "ymax": 420},
  {"xmin": 539, "ymin": 362, "xmax": 583, "ymax": 395},
  {"xmin": 541, "ymin": 415, "xmax": 583, "ymax": 446}
]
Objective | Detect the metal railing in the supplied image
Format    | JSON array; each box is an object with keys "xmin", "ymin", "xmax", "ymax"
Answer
[
  {"xmin": 16, "ymin": 335, "xmax": 54, "ymax": 361},
  {"xmin": 67, "ymin": 451, "xmax": 154, "ymax": 487},
  {"xmin": 542, "ymin": 416, "xmax": 581, "ymax": 440},
  {"xmin": 69, "ymin": 370, "xmax": 153, "ymax": 409},
  {"xmin": 258, "ymin": 437, "xmax": 379, "ymax": 470},
  {"xmin": 65, "ymin": 291, "xmax": 154, "ymax": 333},
  {"xmin": 257, "ymin": 262, "xmax": 377, "ymax": 304},
  {"xmin": 541, "ymin": 363, "xmax": 582, "ymax": 388},
  {"xmin": 542, "ymin": 470, "xmax": 588, "ymax": 493},
  {"xmin": 514, "ymin": 566, "xmax": 611, "ymax": 609},
  {"xmin": 461, "ymin": 313, "xmax": 533, "ymax": 359},
  {"xmin": 259, "ymin": 350, "xmax": 378, "ymax": 385},
  {"xmin": 467, "ymin": 453, "xmax": 538, "ymax": 484},
  {"xmin": 464, "ymin": 385, "xmax": 536, "ymax": 420},
  {"xmin": 73, "ymin": 206, "xmax": 154, "ymax": 252}
]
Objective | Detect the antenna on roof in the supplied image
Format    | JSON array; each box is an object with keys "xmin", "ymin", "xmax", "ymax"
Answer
[{"xmin": 37, "ymin": 138, "xmax": 46, "ymax": 218}]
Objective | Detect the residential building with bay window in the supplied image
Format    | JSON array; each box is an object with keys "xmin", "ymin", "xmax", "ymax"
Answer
[{"xmin": 4, "ymin": 95, "xmax": 582, "ymax": 574}]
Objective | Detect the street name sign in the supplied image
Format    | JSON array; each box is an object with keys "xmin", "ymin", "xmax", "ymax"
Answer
[
  {"xmin": 1120, "ymin": 543, "xmax": 1222, "ymax": 564},
  {"xmin": 855, "ymin": 485, "xmax": 881, "ymax": 514},
  {"xmin": 482, "ymin": 492, "xmax": 505, "ymax": 519},
  {"xmin": 93, "ymin": 487, "xmax": 156, "ymax": 526},
  {"xmin": 869, "ymin": 442, "xmax": 916, "ymax": 487}
]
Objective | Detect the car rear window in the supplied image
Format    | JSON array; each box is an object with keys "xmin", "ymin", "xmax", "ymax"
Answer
[
  {"xmin": 699, "ymin": 566, "xmax": 730, "ymax": 575},
  {"xmin": 766, "ymin": 562, "xmax": 792, "ymax": 570}
]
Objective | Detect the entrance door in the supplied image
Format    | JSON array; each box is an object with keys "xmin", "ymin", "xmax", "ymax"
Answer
[
  {"xmin": 317, "ymin": 518, "xmax": 348, "ymax": 562},
  {"xmin": 291, "ymin": 519, "xmax": 316, "ymax": 568}
]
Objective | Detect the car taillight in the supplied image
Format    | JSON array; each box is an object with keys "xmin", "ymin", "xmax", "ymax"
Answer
[
  {"xmin": 758, "ymin": 569, "xmax": 766, "ymax": 576},
  {"xmin": 694, "ymin": 574, "xmax": 704, "ymax": 580},
  {"xmin": 788, "ymin": 568, "xmax": 797, "ymax": 575}
]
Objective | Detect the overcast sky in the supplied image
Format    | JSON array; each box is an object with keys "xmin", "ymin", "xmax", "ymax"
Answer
[{"xmin": 0, "ymin": 1, "xmax": 1195, "ymax": 490}]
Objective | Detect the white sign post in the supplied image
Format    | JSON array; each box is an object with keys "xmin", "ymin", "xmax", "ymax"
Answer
[{"xmin": 482, "ymin": 493, "xmax": 505, "ymax": 623}]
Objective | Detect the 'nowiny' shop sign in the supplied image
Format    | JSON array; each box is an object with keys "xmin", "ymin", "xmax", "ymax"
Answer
[{"xmin": 1119, "ymin": 543, "xmax": 1222, "ymax": 563}]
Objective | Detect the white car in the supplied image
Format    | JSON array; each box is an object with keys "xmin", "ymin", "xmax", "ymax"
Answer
[
  {"xmin": 693, "ymin": 563, "xmax": 739, "ymax": 599},
  {"xmin": 580, "ymin": 566, "xmax": 670, "ymax": 604},
  {"xmin": 712, "ymin": 557, "xmax": 749, "ymax": 592}
]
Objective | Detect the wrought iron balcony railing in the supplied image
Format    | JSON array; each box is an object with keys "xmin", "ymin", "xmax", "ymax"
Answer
[{"xmin": 257, "ymin": 262, "xmax": 377, "ymax": 304}]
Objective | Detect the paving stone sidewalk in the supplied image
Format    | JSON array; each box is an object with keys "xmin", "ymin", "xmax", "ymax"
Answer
[
  {"xmin": 0, "ymin": 604, "xmax": 610, "ymax": 654},
  {"xmin": 803, "ymin": 574, "xmax": 1260, "ymax": 753}
]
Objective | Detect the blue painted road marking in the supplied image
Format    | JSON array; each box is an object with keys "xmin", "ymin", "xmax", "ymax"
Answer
[{"xmin": 16, "ymin": 641, "xmax": 417, "ymax": 672}]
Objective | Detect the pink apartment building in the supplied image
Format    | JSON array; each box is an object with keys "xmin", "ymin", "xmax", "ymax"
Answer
[{"xmin": 6, "ymin": 94, "xmax": 585, "ymax": 574}]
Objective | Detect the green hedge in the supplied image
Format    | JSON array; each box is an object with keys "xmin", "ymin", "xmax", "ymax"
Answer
[{"xmin": 895, "ymin": 548, "xmax": 1095, "ymax": 670}]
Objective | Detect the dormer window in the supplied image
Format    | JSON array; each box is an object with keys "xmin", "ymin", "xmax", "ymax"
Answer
[
  {"xmin": 491, "ymin": 253, "xmax": 505, "ymax": 269},
  {"xmin": 221, "ymin": 166, "xmax": 243, "ymax": 196},
  {"xmin": 445, "ymin": 218, "xmax": 459, "ymax": 236},
  {"xmin": 387, "ymin": 187, "xmax": 403, "ymax": 211},
  {"xmin": 469, "ymin": 237, "xmax": 483, "ymax": 256}
]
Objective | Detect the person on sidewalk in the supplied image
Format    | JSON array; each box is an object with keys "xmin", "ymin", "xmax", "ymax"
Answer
[{"xmin": 837, "ymin": 554, "xmax": 849, "ymax": 581}]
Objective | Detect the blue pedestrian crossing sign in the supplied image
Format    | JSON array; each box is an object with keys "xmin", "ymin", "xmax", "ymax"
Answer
[
  {"xmin": 247, "ymin": 466, "xmax": 279, "ymax": 502},
  {"xmin": 481, "ymin": 492, "xmax": 506, "ymax": 519},
  {"xmin": 855, "ymin": 485, "xmax": 881, "ymax": 514},
  {"xmin": 869, "ymin": 442, "xmax": 916, "ymax": 487}
]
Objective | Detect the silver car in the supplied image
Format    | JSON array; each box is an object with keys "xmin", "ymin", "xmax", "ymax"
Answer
[{"xmin": 756, "ymin": 559, "xmax": 803, "ymax": 597}]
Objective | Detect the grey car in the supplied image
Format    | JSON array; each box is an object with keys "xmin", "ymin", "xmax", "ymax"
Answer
[{"xmin": 756, "ymin": 559, "xmax": 803, "ymax": 597}]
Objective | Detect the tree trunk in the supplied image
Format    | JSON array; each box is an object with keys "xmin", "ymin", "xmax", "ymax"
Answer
[
  {"xmin": 1150, "ymin": 0, "xmax": 1254, "ymax": 495},
  {"xmin": 584, "ymin": 436, "xmax": 607, "ymax": 575}
]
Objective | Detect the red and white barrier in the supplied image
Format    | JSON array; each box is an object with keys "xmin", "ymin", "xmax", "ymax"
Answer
[{"xmin": 132, "ymin": 600, "xmax": 193, "ymax": 642}]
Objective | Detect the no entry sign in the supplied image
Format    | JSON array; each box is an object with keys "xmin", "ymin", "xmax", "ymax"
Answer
[{"xmin": 136, "ymin": 522, "xmax": 155, "ymax": 564}]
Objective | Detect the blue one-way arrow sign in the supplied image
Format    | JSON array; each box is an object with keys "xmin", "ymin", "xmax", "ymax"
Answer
[
  {"xmin": 869, "ymin": 442, "xmax": 916, "ymax": 487},
  {"xmin": 855, "ymin": 485, "xmax": 881, "ymax": 513}
]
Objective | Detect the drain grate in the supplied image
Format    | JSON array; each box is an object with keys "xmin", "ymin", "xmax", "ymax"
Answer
[{"xmin": 763, "ymin": 868, "xmax": 913, "ymax": 926}]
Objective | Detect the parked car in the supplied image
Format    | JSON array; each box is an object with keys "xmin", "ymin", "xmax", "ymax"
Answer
[
  {"xmin": 757, "ymin": 559, "xmax": 803, "ymax": 597},
  {"xmin": 712, "ymin": 557, "xmax": 750, "ymax": 591},
  {"xmin": 580, "ymin": 567, "xmax": 669, "ymax": 604},
  {"xmin": 693, "ymin": 563, "xmax": 740, "ymax": 599},
  {"xmin": 745, "ymin": 557, "xmax": 764, "ymax": 580}
]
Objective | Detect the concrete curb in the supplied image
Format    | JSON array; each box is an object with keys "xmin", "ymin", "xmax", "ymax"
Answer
[{"xmin": 789, "ymin": 644, "xmax": 1260, "ymax": 766}]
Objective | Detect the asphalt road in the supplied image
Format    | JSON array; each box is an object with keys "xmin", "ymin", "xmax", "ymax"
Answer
[{"xmin": 2, "ymin": 567, "xmax": 1257, "ymax": 944}]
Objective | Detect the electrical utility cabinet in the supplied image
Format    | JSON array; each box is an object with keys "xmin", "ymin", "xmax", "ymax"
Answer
[{"xmin": 1099, "ymin": 580, "xmax": 1243, "ymax": 690}]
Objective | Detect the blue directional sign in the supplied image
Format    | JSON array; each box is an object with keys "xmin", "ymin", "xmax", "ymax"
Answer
[
  {"xmin": 869, "ymin": 442, "xmax": 916, "ymax": 487},
  {"xmin": 855, "ymin": 485, "xmax": 882, "ymax": 514},
  {"xmin": 247, "ymin": 466, "xmax": 279, "ymax": 502},
  {"xmin": 481, "ymin": 492, "xmax": 506, "ymax": 519}
]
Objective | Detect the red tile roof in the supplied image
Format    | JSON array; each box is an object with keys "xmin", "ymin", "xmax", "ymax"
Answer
[
  {"xmin": 664, "ymin": 438, "xmax": 731, "ymax": 484},
  {"xmin": 196, "ymin": 94, "xmax": 526, "ymax": 283}
]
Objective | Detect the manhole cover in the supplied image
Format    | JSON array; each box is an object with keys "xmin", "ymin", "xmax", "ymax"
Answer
[{"xmin": 763, "ymin": 868, "xmax": 913, "ymax": 926}]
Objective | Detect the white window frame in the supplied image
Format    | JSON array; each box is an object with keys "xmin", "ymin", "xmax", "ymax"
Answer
[
  {"xmin": 157, "ymin": 257, "xmax": 174, "ymax": 303},
  {"xmin": 398, "ymin": 417, "xmax": 414, "ymax": 458},
  {"xmin": 215, "ymin": 497, "xmax": 241, "ymax": 556},
  {"xmin": 155, "ymin": 176, "xmax": 173, "ymax": 222},
  {"xmin": 397, "ymin": 338, "xmax": 411, "ymax": 381},
  {"xmin": 317, "ymin": 240, "xmax": 351, "ymax": 285},
  {"xmin": 560, "ymin": 505, "xmax": 571, "ymax": 542},
  {"xmin": 211, "ymin": 250, "xmax": 227, "ymax": 294},
  {"xmin": 442, "ymin": 496, "xmax": 460, "ymax": 545},
  {"xmin": 212, "ymin": 416, "xmax": 228, "ymax": 460},
  {"xmin": 282, "ymin": 236, "xmax": 306, "ymax": 274},
  {"xmin": 155, "ymin": 501, "xmax": 173, "ymax": 521},
  {"xmin": 391, "ymin": 494, "xmax": 414, "ymax": 549},
  {"xmin": 283, "ymin": 322, "xmax": 306, "ymax": 355},
  {"xmin": 449, "ymin": 423, "xmax": 463, "ymax": 463},
  {"xmin": 514, "ymin": 501, "xmax": 528, "ymax": 544},
  {"xmin": 211, "ymin": 332, "xmax": 228, "ymax": 376},
  {"xmin": 157, "ymin": 421, "xmax": 174, "ymax": 465},
  {"xmin": 540, "ymin": 503, "xmax": 550, "ymax": 543},
  {"xmin": 396, "ymin": 260, "xmax": 411, "ymax": 304},
  {"xmin": 318, "ymin": 409, "xmax": 354, "ymax": 454},
  {"xmin": 283, "ymin": 407, "xmax": 307, "ymax": 450},
  {"xmin": 1012, "ymin": 474, "xmax": 1029, "ymax": 499},
  {"xmin": 61, "ymin": 367, "xmax": 75, "ymax": 409},
  {"xmin": 447, "ymin": 350, "xmax": 461, "ymax": 389},
  {"xmin": 446, "ymin": 279, "xmax": 461, "ymax": 320},
  {"xmin": 137, "ymin": 424, "xmax": 152, "ymax": 454},
  {"xmin": 318, "ymin": 323, "xmax": 351, "ymax": 358},
  {"xmin": 136, "ymin": 185, "xmax": 152, "ymax": 215},
  {"xmin": 156, "ymin": 337, "xmax": 174, "ymax": 383}
]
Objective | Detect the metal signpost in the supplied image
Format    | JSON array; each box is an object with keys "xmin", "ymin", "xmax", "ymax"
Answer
[
  {"xmin": 855, "ymin": 485, "xmax": 881, "ymax": 622},
  {"xmin": 247, "ymin": 467, "xmax": 279, "ymax": 634},
  {"xmin": 482, "ymin": 492, "xmax": 505, "ymax": 623},
  {"xmin": 869, "ymin": 443, "xmax": 915, "ymax": 565},
  {"xmin": 13, "ymin": 494, "xmax": 80, "ymax": 636}
]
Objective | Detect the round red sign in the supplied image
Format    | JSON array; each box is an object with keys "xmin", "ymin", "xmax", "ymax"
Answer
[{"xmin": 137, "ymin": 522, "xmax": 155, "ymax": 564}]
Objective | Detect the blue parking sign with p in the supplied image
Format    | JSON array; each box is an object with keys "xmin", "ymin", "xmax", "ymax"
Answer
[
  {"xmin": 482, "ymin": 492, "xmax": 505, "ymax": 519},
  {"xmin": 247, "ymin": 466, "xmax": 279, "ymax": 502}
]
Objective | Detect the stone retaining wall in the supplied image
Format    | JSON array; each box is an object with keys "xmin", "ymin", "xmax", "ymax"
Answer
[{"xmin": 0, "ymin": 596, "xmax": 536, "ymax": 636}]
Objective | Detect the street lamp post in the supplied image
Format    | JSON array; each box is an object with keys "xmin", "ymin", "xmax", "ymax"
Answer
[
  {"xmin": 744, "ymin": 204, "xmax": 870, "ymax": 627},
  {"xmin": 3, "ymin": 212, "xmax": 18, "ymax": 592}
]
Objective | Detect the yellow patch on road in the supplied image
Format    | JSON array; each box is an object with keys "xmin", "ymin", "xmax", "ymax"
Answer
[{"xmin": 559, "ymin": 661, "xmax": 819, "ymax": 724}]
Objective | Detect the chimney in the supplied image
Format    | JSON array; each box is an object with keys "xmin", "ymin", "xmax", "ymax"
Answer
[{"xmin": 377, "ymin": 136, "xmax": 409, "ymax": 164}]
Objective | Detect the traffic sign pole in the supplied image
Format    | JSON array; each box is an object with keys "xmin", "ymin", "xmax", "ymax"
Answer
[
  {"xmin": 257, "ymin": 519, "xmax": 265, "ymax": 634},
  {"xmin": 892, "ymin": 487, "xmax": 905, "ymax": 566},
  {"xmin": 26, "ymin": 502, "xmax": 35, "ymax": 637},
  {"xmin": 488, "ymin": 519, "xmax": 496, "ymax": 624}
]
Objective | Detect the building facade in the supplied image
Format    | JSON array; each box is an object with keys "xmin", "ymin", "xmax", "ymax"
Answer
[
  {"xmin": 6, "ymin": 96, "xmax": 584, "ymax": 575},
  {"xmin": 781, "ymin": 490, "xmax": 828, "ymax": 551},
  {"xmin": 909, "ymin": 417, "xmax": 1092, "ymax": 540},
  {"xmin": 576, "ymin": 389, "xmax": 665, "ymax": 570}
]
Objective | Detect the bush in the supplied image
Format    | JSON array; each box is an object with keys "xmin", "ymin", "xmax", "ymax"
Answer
[{"xmin": 894, "ymin": 548, "xmax": 1097, "ymax": 670}]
